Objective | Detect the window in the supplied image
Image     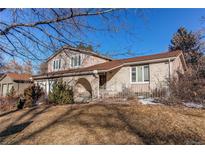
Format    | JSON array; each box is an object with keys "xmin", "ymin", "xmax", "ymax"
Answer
[
  {"xmin": 137, "ymin": 66, "xmax": 143, "ymax": 82},
  {"xmin": 67, "ymin": 57, "xmax": 70, "ymax": 67},
  {"xmin": 1, "ymin": 83, "xmax": 13, "ymax": 96},
  {"xmin": 53, "ymin": 59, "xmax": 61, "ymax": 70},
  {"xmin": 131, "ymin": 67, "xmax": 136, "ymax": 82},
  {"xmin": 144, "ymin": 65, "xmax": 149, "ymax": 82},
  {"xmin": 131, "ymin": 65, "xmax": 149, "ymax": 83},
  {"xmin": 49, "ymin": 80, "xmax": 55, "ymax": 92},
  {"xmin": 37, "ymin": 81, "xmax": 46, "ymax": 91},
  {"xmin": 71, "ymin": 57, "xmax": 74, "ymax": 67},
  {"xmin": 78, "ymin": 55, "xmax": 81, "ymax": 66},
  {"xmin": 71, "ymin": 54, "xmax": 81, "ymax": 68}
]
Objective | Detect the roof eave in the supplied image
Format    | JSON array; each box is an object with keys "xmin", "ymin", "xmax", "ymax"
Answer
[
  {"xmin": 32, "ymin": 71, "xmax": 95, "ymax": 80},
  {"xmin": 0, "ymin": 74, "xmax": 6, "ymax": 81},
  {"xmin": 33, "ymin": 56, "xmax": 178, "ymax": 80}
]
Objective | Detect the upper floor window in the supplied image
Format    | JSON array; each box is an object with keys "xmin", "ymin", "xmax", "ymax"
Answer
[
  {"xmin": 71, "ymin": 54, "xmax": 81, "ymax": 68},
  {"xmin": 131, "ymin": 65, "xmax": 149, "ymax": 83},
  {"xmin": 53, "ymin": 59, "xmax": 61, "ymax": 70}
]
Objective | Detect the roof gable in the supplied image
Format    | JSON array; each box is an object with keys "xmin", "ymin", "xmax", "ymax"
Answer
[{"xmin": 46, "ymin": 46, "xmax": 112, "ymax": 62}]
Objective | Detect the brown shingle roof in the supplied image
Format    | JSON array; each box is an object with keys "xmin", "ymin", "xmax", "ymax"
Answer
[
  {"xmin": 120, "ymin": 50, "xmax": 182, "ymax": 63},
  {"xmin": 7, "ymin": 73, "xmax": 32, "ymax": 81},
  {"xmin": 83, "ymin": 50, "xmax": 182, "ymax": 72},
  {"xmin": 33, "ymin": 50, "xmax": 183, "ymax": 79}
]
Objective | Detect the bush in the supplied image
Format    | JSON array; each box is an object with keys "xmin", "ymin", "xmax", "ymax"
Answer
[
  {"xmin": 6, "ymin": 86, "xmax": 16, "ymax": 98},
  {"xmin": 0, "ymin": 97, "xmax": 17, "ymax": 112},
  {"xmin": 48, "ymin": 81, "xmax": 74, "ymax": 104},
  {"xmin": 17, "ymin": 96, "xmax": 25, "ymax": 109},
  {"xmin": 151, "ymin": 87, "xmax": 167, "ymax": 98},
  {"xmin": 121, "ymin": 87, "xmax": 135, "ymax": 98},
  {"xmin": 24, "ymin": 84, "xmax": 43, "ymax": 107},
  {"xmin": 167, "ymin": 70, "xmax": 205, "ymax": 104}
]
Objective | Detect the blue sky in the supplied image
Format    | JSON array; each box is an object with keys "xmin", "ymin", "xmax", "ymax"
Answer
[
  {"xmin": 1, "ymin": 8, "xmax": 205, "ymax": 69},
  {"xmin": 85, "ymin": 8, "xmax": 205, "ymax": 59}
]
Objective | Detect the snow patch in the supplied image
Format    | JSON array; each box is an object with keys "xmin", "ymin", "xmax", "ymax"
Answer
[
  {"xmin": 139, "ymin": 98, "xmax": 159, "ymax": 105},
  {"xmin": 183, "ymin": 102, "xmax": 204, "ymax": 109}
]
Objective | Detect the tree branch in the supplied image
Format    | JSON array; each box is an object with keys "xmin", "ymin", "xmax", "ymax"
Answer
[{"xmin": 0, "ymin": 9, "xmax": 118, "ymax": 35}]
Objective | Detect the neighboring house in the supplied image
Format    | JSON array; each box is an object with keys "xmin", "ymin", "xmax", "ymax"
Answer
[
  {"xmin": 0, "ymin": 73, "xmax": 4, "ymax": 79},
  {"xmin": 0, "ymin": 73, "xmax": 32, "ymax": 97},
  {"xmin": 33, "ymin": 46, "xmax": 187, "ymax": 100}
]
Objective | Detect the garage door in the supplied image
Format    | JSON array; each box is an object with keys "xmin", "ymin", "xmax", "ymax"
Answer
[
  {"xmin": 8, "ymin": 83, "xmax": 13, "ymax": 92},
  {"xmin": 2, "ymin": 84, "xmax": 7, "ymax": 96}
]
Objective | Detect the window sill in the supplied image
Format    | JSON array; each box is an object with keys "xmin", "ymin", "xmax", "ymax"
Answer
[
  {"xmin": 52, "ymin": 68, "xmax": 64, "ymax": 72},
  {"xmin": 71, "ymin": 66, "xmax": 81, "ymax": 68},
  {"xmin": 130, "ymin": 82, "xmax": 149, "ymax": 84}
]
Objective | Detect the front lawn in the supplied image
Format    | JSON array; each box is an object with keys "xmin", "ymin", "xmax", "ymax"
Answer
[{"xmin": 0, "ymin": 101, "xmax": 205, "ymax": 144}]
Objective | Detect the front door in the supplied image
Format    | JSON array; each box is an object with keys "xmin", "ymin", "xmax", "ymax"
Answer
[{"xmin": 99, "ymin": 74, "xmax": 106, "ymax": 89}]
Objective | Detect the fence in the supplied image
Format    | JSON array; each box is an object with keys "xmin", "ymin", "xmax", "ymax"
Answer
[{"xmin": 99, "ymin": 85, "xmax": 169, "ymax": 101}]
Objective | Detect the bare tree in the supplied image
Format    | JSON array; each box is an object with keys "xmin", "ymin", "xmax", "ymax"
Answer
[
  {"xmin": 0, "ymin": 8, "xmax": 140, "ymax": 67},
  {"xmin": 1, "ymin": 59, "xmax": 23, "ymax": 73},
  {"xmin": 23, "ymin": 60, "xmax": 33, "ymax": 74},
  {"xmin": 38, "ymin": 62, "xmax": 48, "ymax": 74},
  {"xmin": 0, "ymin": 53, "xmax": 4, "ymax": 68},
  {"xmin": 1, "ymin": 59, "xmax": 33, "ymax": 74}
]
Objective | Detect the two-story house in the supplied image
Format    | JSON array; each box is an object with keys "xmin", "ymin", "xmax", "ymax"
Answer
[{"xmin": 32, "ymin": 46, "xmax": 187, "ymax": 101}]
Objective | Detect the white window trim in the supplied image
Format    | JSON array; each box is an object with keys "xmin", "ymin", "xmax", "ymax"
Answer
[
  {"xmin": 67, "ymin": 57, "xmax": 70, "ymax": 68},
  {"xmin": 130, "ymin": 65, "xmax": 150, "ymax": 84},
  {"xmin": 53, "ymin": 59, "xmax": 61, "ymax": 71},
  {"xmin": 70, "ymin": 54, "xmax": 81, "ymax": 68}
]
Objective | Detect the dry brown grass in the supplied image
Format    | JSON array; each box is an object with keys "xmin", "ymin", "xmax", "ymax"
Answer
[{"xmin": 0, "ymin": 101, "xmax": 205, "ymax": 145}]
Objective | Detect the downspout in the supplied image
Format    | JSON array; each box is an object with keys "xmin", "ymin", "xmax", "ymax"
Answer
[
  {"xmin": 168, "ymin": 58, "xmax": 171, "ymax": 80},
  {"xmin": 167, "ymin": 58, "xmax": 171, "ymax": 97}
]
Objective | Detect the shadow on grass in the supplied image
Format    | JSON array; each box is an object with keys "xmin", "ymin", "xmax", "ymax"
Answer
[
  {"xmin": 0, "ymin": 105, "xmax": 52, "ymax": 144},
  {"xmin": 0, "ymin": 109, "xmax": 18, "ymax": 118},
  {"xmin": 0, "ymin": 103, "xmax": 204, "ymax": 145},
  {"xmin": 0, "ymin": 121, "xmax": 32, "ymax": 137}
]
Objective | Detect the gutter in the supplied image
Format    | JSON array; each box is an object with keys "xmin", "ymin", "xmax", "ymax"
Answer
[{"xmin": 33, "ymin": 71, "xmax": 96, "ymax": 80}]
